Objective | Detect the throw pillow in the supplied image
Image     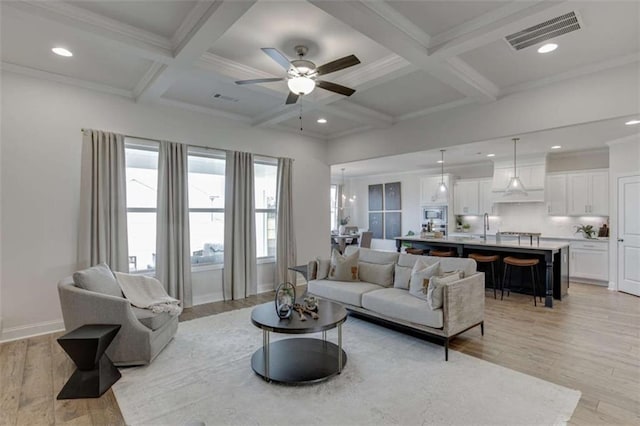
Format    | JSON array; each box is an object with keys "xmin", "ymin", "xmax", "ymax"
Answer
[
  {"xmin": 358, "ymin": 262, "xmax": 395, "ymax": 287},
  {"xmin": 393, "ymin": 264, "xmax": 413, "ymax": 289},
  {"xmin": 328, "ymin": 249, "xmax": 360, "ymax": 282},
  {"xmin": 427, "ymin": 272, "xmax": 465, "ymax": 310},
  {"xmin": 73, "ymin": 263, "xmax": 123, "ymax": 298},
  {"xmin": 316, "ymin": 258, "xmax": 331, "ymax": 280},
  {"xmin": 408, "ymin": 259, "xmax": 440, "ymax": 300}
]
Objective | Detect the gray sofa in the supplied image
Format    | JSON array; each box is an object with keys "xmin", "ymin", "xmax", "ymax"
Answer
[
  {"xmin": 58, "ymin": 276, "xmax": 178, "ymax": 366},
  {"xmin": 308, "ymin": 247, "xmax": 485, "ymax": 360}
]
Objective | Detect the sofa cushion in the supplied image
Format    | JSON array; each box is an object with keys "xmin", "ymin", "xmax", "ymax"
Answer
[
  {"xmin": 73, "ymin": 263, "xmax": 123, "ymax": 298},
  {"xmin": 409, "ymin": 260, "xmax": 440, "ymax": 301},
  {"xmin": 393, "ymin": 264, "xmax": 412, "ymax": 289},
  {"xmin": 329, "ymin": 249, "xmax": 359, "ymax": 282},
  {"xmin": 398, "ymin": 253, "xmax": 477, "ymax": 278},
  {"xmin": 346, "ymin": 247, "xmax": 399, "ymax": 265},
  {"xmin": 362, "ymin": 288, "xmax": 444, "ymax": 329},
  {"xmin": 427, "ymin": 272, "xmax": 464, "ymax": 310},
  {"xmin": 316, "ymin": 258, "xmax": 331, "ymax": 280},
  {"xmin": 131, "ymin": 307, "xmax": 172, "ymax": 331},
  {"xmin": 358, "ymin": 261, "xmax": 394, "ymax": 287},
  {"xmin": 308, "ymin": 279, "xmax": 384, "ymax": 307}
]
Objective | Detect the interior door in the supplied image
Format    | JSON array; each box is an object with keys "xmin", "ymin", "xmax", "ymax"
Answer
[{"xmin": 618, "ymin": 175, "xmax": 640, "ymax": 296}]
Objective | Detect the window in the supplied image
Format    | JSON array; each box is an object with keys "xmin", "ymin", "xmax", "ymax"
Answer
[
  {"xmin": 330, "ymin": 184, "xmax": 338, "ymax": 231},
  {"xmin": 188, "ymin": 150, "xmax": 225, "ymax": 266},
  {"xmin": 125, "ymin": 143, "xmax": 159, "ymax": 272},
  {"xmin": 254, "ymin": 160, "xmax": 277, "ymax": 258}
]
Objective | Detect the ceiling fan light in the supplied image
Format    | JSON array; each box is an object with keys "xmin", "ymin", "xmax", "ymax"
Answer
[{"xmin": 287, "ymin": 77, "xmax": 315, "ymax": 95}]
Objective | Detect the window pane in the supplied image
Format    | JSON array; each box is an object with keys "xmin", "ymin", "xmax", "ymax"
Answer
[
  {"xmin": 125, "ymin": 147, "xmax": 158, "ymax": 208},
  {"xmin": 188, "ymin": 155, "xmax": 225, "ymax": 209},
  {"xmin": 254, "ymin": 162, "xmax": 277, "ymax": 209},
  {"xmin": 190, "ymin": 212, "xmax": 224, "ymax": 265},
  {"xmin": 127, "ymin": 212, "xmax": 156, "ymax": 272},
  {"xmin": 256, "ymin": 211, "xmax": 276, "ymax": 258}
]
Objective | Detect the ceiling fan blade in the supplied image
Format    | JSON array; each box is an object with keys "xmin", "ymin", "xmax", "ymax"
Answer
[
  {"xmin": 316, "ymin": 80, "xmax": 356, "ymax": 96},
  {"xmin": 285, "ymin": 92, "xmax": 299, "ymax": 105},
  {"xmin": 261, "ymin": 48, "xmax": 292, "ymax": 71},
  {"xmin": 235, "ymin": 77, "xmax": 284, "ymax": 85},
  {"xmin": 316, "ymin": 55, "xmax": 361, "ymax": 75}
]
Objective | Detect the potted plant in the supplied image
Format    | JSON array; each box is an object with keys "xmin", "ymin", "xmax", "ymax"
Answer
[
  {"xmin": 575, "ymin": 224, "xmax": 596, "ymax": 239},
  {"xmin": 462, "ymin": 223, "xmax": 471, "ymax": 233}
]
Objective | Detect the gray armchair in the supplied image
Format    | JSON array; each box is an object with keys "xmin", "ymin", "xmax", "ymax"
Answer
[{"xmin": 58, "ymin": 276, "xmax": 178, "ymax": 366}]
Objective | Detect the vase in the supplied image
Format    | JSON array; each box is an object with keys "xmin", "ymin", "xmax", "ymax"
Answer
[{"xmin": 339, "ymin": 225, "xmax": 346, "ymax": 235}]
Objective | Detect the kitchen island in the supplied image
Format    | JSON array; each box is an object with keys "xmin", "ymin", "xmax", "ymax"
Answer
[{"xmin": 395, "ymin": 236, "xmax": 570, "ymax": 308}]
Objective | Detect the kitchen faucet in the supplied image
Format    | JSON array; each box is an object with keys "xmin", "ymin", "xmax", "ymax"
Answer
[{"xmin": 482, "ymin": 213, "xmax": 489, "ymax": 240}]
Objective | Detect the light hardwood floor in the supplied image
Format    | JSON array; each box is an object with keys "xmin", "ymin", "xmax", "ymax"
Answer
[{"xmin": 1, "ymin": 283, "xmax": 638, "ymax": 425}]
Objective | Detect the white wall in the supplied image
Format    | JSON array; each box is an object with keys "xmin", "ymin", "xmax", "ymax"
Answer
[
  {"xmin": 607, "ymin": 136, "xmax": 640, "ymax": 290},
  {"xmin": 327, "ymin": 64, "xmax": 639, "ymax": 165},
  {"xmin": 0, "ymin": 71, "xmax": 329, "ymax": 339}
]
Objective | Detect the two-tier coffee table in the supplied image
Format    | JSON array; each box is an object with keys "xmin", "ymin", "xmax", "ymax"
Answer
[{"xmin": 250, "ymin": 299, "xmax": 347, "ymax": 384}]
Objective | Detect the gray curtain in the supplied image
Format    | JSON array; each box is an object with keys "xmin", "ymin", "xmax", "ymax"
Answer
[
  {"xmin": 78, "ymin": 129, "xmax": 129, "ymax": 272},
  {"xmin": 156, "ymin": 141, "xmax": 192, "ymax": 307},
  {"xmin": 275, "ymin": 158, "xmax": 296, "ymax": 285},
  {"xmin": 223, "ymin": 151, "xmax": 257, "ymax": 300}
]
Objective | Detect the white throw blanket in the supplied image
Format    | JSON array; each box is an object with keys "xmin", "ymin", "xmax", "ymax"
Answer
[{"xmin": 114, "ymin": 272, "xmax": 182, "ymax": 316}]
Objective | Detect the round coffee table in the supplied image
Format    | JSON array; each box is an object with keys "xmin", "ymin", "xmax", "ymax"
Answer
[{"xmin": 250, "ymin": 299, "xmax": 347, "ymax": 384}]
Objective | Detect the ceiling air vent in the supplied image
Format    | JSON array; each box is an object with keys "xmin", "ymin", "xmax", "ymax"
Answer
[
  {"xmin": 212, "ymin": 93, "xmax": 239, "ymax": 102},
  {"xmin": 505, "ymin": 11, "xmax": 581, "ymax": 51}
]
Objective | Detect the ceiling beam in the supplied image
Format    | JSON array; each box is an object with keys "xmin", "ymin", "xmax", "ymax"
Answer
[
  {"xmin": 308, "ymin": 0, "xmax": 498, "ymax": 101},
  {"xmin": 136, "ymin": 0, "xmax": 257, "ymax": 102}
]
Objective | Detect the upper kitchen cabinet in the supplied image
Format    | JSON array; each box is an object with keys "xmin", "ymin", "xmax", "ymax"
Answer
[
  {"xmin": 491, "ymin": 156, "xmax": 546, "ymax": 203},
  {"xmin": 546, "ymin": 174, "xmax": 567, "ymax": 215},
  {"xmin": 567, "ymin": 170, "xmax": 609, "ymax": 216},
  {"xmin": 453, "ymin": 180, "xmax": 479, "ymax": 215},
  {"xmin": 479, "ymin": 179, "xmax": 495, "ymax": 215},
  {"xmin": 420, "ymin": 175, "xmax": 451, "ymax": 205}
]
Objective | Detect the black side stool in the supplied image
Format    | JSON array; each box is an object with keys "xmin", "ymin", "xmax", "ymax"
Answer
[
  {"xmin": 57, "ymin": 324, "xmax": 121, "ymax": 399},
  {"xmin": 468, "ymin": 253, "xmax": 500, "ymax": 299},
  {"xmin": 502, "ymin": 257, "xmax": 542, "ymax": 306}
]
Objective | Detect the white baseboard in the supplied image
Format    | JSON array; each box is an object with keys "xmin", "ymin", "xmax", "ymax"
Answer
[
  {"xmin": 0, "ymin": 319, "xmax": 65, "ymax": 343},
  {"xmin": 608, "ymin": 281, "xmax": 617, "ymax": 291},
  {"xmin": 193, "ymin": 292, "xmax": 223, "ymax": 306}
]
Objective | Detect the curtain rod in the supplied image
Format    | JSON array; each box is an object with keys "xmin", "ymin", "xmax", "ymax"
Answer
[{"xmin": 80, "ymin": 129, "xmax": 293, "ymax": 162}]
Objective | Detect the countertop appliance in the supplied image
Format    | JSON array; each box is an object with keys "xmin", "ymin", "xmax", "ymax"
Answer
[{"xmin": 422, "ymin": 206, "xmax": 448, "ymax": 236}]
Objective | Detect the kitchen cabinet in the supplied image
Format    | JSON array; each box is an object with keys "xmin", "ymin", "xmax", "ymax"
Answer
[
  {"xmin": 492, "ymin": 164, "xmax": 546, "ymax": 191},
  {"xmin": 453, "ymin": 180, "xmax": 479, "ymax": 215},
  {"xmin": 546, "ymin": 174, "xmax": 567, "ymax": 215},
  {"xmin": 567, "ymin": 170, "xmax": 608, "ymax": 216},
  {"xmin": 420, "ymin": 175, "xmax": 451, "ymax": 205},
  {"xmin": 479, "ymin": 179, "xmax": 495, "ymax": 215},
  {"xmin": 570, "ymin": 241, "xmax": 608, "ymax": 282}
]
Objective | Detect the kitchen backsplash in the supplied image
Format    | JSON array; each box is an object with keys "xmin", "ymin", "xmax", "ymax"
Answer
[{"xmin": 459, "ymin": 203, "xmax": 608, "ymax": 238}]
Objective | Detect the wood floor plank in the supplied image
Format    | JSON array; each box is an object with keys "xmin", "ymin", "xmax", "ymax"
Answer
[
  {"xmin": 0, "ymin": 339, "xmax": 28, "ymax": 426},
  {"xmin": 16, "ymin": 335, "xmax": 54, "ymax": 425}
]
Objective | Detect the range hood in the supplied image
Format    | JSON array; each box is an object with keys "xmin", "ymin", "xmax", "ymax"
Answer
[{"xmin": 491, "ymin": 154, "xmax": 546, "ymax": 203}]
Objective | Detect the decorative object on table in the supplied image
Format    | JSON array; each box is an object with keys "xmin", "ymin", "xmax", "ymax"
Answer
[
  {"xmin": 338, "ymin": 216, "xmax": 350, "ymax": 235},
  {"xmin": 384, "ymin": 182, "xmax": 402, "ymax": 210},
  {"xmin": 294, "ymin": 303, "xmax": 319, "ymax": 320},
  {"xmin": 575, "ymin": 224, "xmax": 596, "ymax": 239},
  {"xmin": 303, "ymin": 295, "xmax": 318, "ymax": 311},
  {"xmin": 455, "ymin": 215, "xmax": 463, "ymax": 232},
  {"xmin": 598, "ymin": 223, "xmax": 609, "ymax": 237},
  {"xmin": 275, "ymin": 282, "xmax": 296, "ymax": 319},
  {"xmin": 401, "ymin": 231, "xmax": 415, "ymax": 248},
  {"xmin": 57, "ymin": 324, "xmax": 122, "ymax": 399}
]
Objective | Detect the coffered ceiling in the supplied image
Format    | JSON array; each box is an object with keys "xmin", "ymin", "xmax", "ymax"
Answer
[{"xmin": 1, "ymin": 1, "xmax": 638, "ymax": 141}]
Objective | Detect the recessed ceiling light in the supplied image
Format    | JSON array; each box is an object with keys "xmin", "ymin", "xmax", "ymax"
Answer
[
  {"xmin": 52, "ymin": 47, "xmax": 73, "ymax": 57},
  {"xmin": 551, "ymin": 145, "xmax": 562, "ymax": 149},
  {"xmin": 625, "ymin": 119, "xmax": 640, "ymax": 125},
  {"xmin": 537, "ymin": 43, "xmax": 558, "ymax": 54},
  {"xmin": 487, "ymin": 153, "xmax": 495, "ymax": 157},
  {"xmin": 317, "ymin": 118, "xmax": 327, "ymax": 124},
  {"xmin": 437, "ymin": 160, "xmax": 444, "ymax": 164}
]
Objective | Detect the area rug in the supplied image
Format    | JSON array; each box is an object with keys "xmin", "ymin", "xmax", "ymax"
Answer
[{"xmin": 112, "ymin": 307, "xmax": 581, "ymax": 425}]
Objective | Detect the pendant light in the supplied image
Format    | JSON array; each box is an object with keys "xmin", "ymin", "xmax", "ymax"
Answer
[
  {"xmin": 435, "ymin": 149, "xmax": 448, "ymax": 199},
  {"xmin": 504, "ymin": 138, "xmax": 527, "ymax": 196}
]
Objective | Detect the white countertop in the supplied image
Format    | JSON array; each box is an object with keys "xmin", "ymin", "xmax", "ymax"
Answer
[
  {"xmin": 448, "ymin": 232, "xmax": 608, "ymax": 243},
  {"xmin": 396, "ymin": 236, "xmax": 570, "ymax": 251}
]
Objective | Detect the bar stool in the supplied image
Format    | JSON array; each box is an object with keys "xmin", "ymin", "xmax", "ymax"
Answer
[
  {"xmin": 429, "ymin": 249, "xmax": 456, "ymax": 257},
  {"xmin": 405, "ymin": 248, "xmax": 425, "ymax": 255},
  {"xmin": 468, "ymin": 253, "xmax": 500, "ymax": 299},
  {"xmin": 502, "ymin": 257, "xmax": 542, "ymax": 306}
]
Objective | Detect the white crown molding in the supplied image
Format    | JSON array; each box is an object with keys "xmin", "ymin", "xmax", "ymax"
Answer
[
  {"xmin": 170, "ymin": 1, "xmax": 222, "ymax": 50},
  {"xmin": 0, "ymin": 61, "xmax": 134, "ymax": 99},
  {"xmin": 396, "ymin": 98, "xmax": 474, "ymax": 122},
  {"xmin": 133, "ymin": 62, "xmax": 167, "ymax": 101},
  {"xmin": 156, "ymin": 97, "xmax": 252, "ymax": 124},
  {"xmin": 500, "ymin": 53, "xmax": 640, "ymax": 96},
  {"xmin": 444, "ymin": 57, "xmax": 500, "ymax": 100},
  {"xmin": 8, "ymin": 0, "xmax": 173, "ymax": 61},
  {"xmin": 359, "ymin": 0, "xmax": 431, "ymax": 47}
]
